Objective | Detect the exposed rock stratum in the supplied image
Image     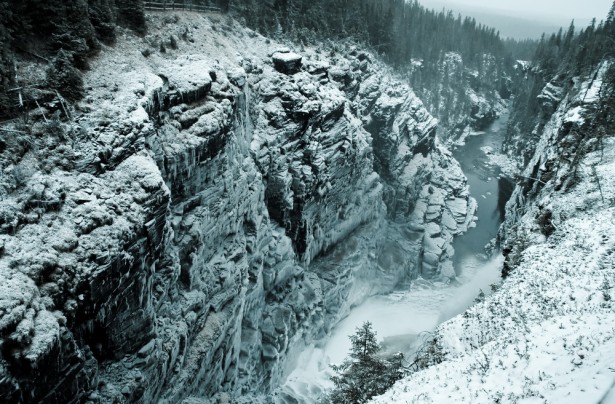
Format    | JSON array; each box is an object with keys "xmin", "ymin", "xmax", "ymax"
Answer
[{"xmin": 0, "ymin": 13, "xmax": 474, "ymax": 403}]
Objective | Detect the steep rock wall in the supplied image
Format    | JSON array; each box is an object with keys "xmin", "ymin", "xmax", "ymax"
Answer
[
  {"xmin": 409, "ymin": 52, "xmax": 508, "ymax": 145},
  {"xmin": 500, "ymin": 61, "xmax": 612, "ymax": 271},
  {"xmin": 0, "ymin": 14, "xmax": 475, "ymax": 403}
]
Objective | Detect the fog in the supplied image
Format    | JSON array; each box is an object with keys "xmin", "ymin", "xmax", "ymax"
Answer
[
  {"xmin": 420, "ymin": 0, "xmax": 612, "ymax": 21},
  {"xmin": 419, "ymin": 0, "xmax": 613, "ymax": 39}
]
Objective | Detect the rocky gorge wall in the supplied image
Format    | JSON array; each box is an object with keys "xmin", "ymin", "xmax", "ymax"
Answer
[
  {"xmin": 408, "ymin": 51, "xmax": 509, "ymax": 146},
  {"xmin": 499, "ymin": 61, "xmax": 613, "ymax": 273},
  {"xmin": 372, "ymin": 59, "xmax": 615, "ymax": 404},
  {"xmin": 0, "ymin": 13, "xmax": 475, "ymax": 403}
]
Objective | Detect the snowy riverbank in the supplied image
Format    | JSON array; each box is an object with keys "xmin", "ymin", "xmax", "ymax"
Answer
[{"xmin": 372, "ymin": 66, "xmax": 615, "ymax": 404}]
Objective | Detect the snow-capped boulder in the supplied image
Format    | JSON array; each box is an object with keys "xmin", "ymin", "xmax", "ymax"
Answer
[
  {"xmin": 272, "ymin": 51, "xmax": 303, "ymax": 74},
  {"xmin": 537, "ymin": 82, "xmax": 564, "ymax": 114}
]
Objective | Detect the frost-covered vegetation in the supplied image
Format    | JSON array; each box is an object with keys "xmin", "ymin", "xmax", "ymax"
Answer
[
  {"xmin": 327, "ymin": 322, "xmax": 404, "ymax": 404},
  {"xmin": 507, "ymin": 1, "xmax": 615, "ymax": 164}
]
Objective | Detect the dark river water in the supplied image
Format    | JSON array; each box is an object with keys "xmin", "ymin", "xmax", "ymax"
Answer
[{"xmin": 452, "ymin": 108, "xmax": 511, "ymax": 267}]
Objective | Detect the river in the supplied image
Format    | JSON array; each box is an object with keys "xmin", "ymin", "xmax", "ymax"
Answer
[{"xmin": 275, "ymin": 109, "xmax": 511, "ymax": 403}]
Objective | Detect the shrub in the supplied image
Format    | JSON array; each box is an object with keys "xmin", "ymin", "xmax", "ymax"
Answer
[
  {"xmin": 169, "ymin": 35, "xmax": 178, "ymax": 50},
  {"xmin": 46, "ymin": 50, "xmax": 84, "ymax": 102}
]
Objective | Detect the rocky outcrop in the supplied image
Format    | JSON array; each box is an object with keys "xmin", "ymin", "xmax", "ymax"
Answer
[
  {"xmin": 372, "ymin": 60, "xmax": 615, "ymax": 404},
  {"xmin": 271, "ymin": 52, "xmax": 303, "ymax": 75},
  {"xmin": 536, "ymin": 82, "xmax": 564, "ymax": 115},
  {"xmin": 0, "ymin": 14, "xmax": 474, "ymax": 403}
]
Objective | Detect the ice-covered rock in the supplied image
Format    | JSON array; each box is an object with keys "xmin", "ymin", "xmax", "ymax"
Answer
[
  {"xmin": 537, "ymin": 82, "xmax": 564, "ymax": 114},
  {"xmin": 0, "ymin": 14, "xmax": 474, "ymax": 403}
]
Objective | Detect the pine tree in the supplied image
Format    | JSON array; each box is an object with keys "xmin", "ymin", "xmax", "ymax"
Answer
[
  {"xmin": 0, "ymin": 2, "xmax": 15, "ymax": 115},
  {"xmin": 328, "ymin": 322, "xmax": 405, "ymax": 404},
  {"xmin": 51, "ymin": 0, "xmax": 99, "ymax": 69},
  {"xmin": 607, "ymin": 1, "xmax": 615, "ymax": 24},
  {"xmin": 46, "ymin": 50, "xmax": 85, "ymax": 101},
  {"xmin": 88, "ymin": 0, "xmax": 117, "ymax": 44},
  {"xmin": 117, "ymin": 0, "xmax": 146, "ymax": 35}
]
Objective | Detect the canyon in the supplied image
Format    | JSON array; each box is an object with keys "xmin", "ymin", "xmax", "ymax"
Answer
[
  {"xmin": 1, "ymin": 6, "xmax": 613, "ymax": 404},
  {"xmin": 0, "ymin": 13, "xmax": 487, "ymax": 403}
]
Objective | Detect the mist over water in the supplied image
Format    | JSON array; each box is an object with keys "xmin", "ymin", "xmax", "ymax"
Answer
[
  {"xmin": 276, "ymin": 255, "xmax": 503, "ymax": 403},
  {"xmin": 276, "ymin": 113, "xmax": 510, "ymax": 403}
]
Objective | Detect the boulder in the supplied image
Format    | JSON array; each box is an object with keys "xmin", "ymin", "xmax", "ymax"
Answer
[
  {"xmin": 537, "ymin": 82, "xmax": 563, "ymax": 114},
  {"xmin": 272, "ymin": 52, "xmax": 302, "ymax": 74}
]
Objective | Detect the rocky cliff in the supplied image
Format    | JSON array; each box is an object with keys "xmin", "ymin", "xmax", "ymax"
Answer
[
  {"xmin": 0, "ymin": 13, "xmax": 474, "ymax": 403},
  {"xmin": 371, "ymin": 60, "xmax": 615, "ymax": 403},
  {"xmin": 408, "ymin": 51, "xmax": 509, "ymax": 146}
]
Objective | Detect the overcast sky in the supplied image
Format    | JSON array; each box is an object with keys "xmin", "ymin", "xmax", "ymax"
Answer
[{"xmin": 420, "ymin": 0, "xmax": 613, "ymax": 22}]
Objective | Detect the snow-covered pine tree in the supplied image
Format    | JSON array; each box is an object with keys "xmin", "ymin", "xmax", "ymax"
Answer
[
  {"xmin": 328, "ymin": 322, "xmax": 404, "ymax": 404},
  {"xmin": 117, "ymin": 0, "xmax": 146, "ymax": 35},
  {"xmin": 607, "ymin": 0, "xmax": 615, "ymax": 24}
]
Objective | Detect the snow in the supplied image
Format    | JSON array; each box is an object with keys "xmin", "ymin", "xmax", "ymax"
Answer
[
  {"xmin": 277, "ymin": 255, "xmax": 502, "ymax": 403},
  {"xmin": 0, "ymin": 268, "xmax": 38, "ymax": 331},
  {"xmin": 481, "ymin": 145, "xmax": 518, "ymax": 177},
  {"xmin": 466, "ymin": 89, "xmax": 480, "ymax": 105},
  {"xmin": 582, "ymin": 62, "xmax": 610, "ymax": 103},
  {"xmin": 602, "ymin": 385, "xmax": 615, "ymax": 403},
  {"xmin": 565, "ymin": 105, "xmax": 585, "ymax": 124},
  {"xmin": 515, "ymin": 60, "xmax": 530, "ymax": 71},
  {"xmin": 540, "ymin": 83, "xmax": 564, "ymax": 102},
  {"xmin": 371, "ymin": 138, "xmax": 615, "ymax": 404},
  {"xmin": 272, "ymin": 52, "xmax": 302, "ymax": 63},
  {"xmin": 24, "ymin": 310, "xmax": 60, "ymax": 362}
]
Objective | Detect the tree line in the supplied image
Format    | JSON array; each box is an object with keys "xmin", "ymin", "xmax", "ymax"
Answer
[
  {"xmin": 230, "ymin": 0, "xmax": 510, "ymax": 68},
  {"xmin": 508, "ymin": 0, "xmax": 615, "ymax": 157},
  {"xmin": 0, "ymin": 0, "xmax": 539, "ymax": 119},
  {"xmin": 228, "ymin": 0, "xmax": 540, "ymax": 139}
]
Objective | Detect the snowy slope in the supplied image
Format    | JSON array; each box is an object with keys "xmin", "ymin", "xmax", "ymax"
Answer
[
  {"xmin": 372, "ymin": 67, "xmax": 615, "ymax": 403},
  {"xmin": 373, "ymin": 142, "xmax": 615, "ymax": 404}
]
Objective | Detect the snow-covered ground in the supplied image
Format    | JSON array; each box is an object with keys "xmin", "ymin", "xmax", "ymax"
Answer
[{"xmin": 372, "ymin": 134, "xmax": 615, "ymax": 402}]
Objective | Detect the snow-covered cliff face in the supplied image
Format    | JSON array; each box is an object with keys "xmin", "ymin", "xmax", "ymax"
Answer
[
  {"xmin": 371, "ymin": 61, "xmax": 615, "ymax": 403},
  {"xmin": 0, "ymin": 13, "xmax": 474, "ymax": 403},
  {"xmin": 410, "ymin": 51, "xmax": 508, "ymax": 145}
]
